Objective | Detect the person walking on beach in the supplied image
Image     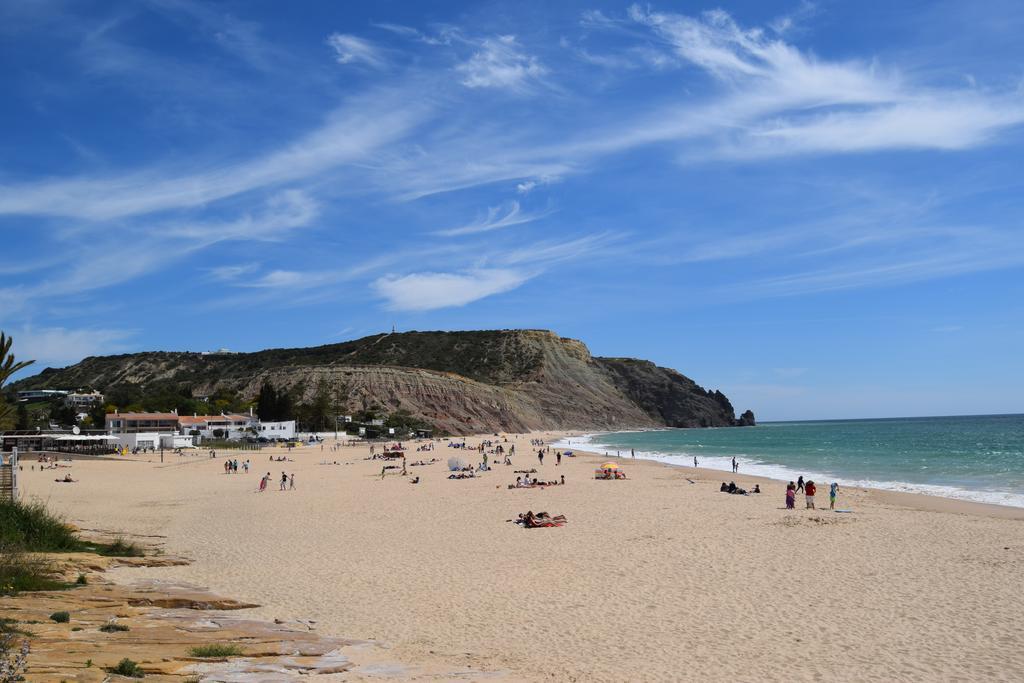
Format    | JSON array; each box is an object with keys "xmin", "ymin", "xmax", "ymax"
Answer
[
  {"xmin": 829, "ymin": 482, "xmax": 838, "ymax": 509},
  {"xmin": 786, "ymin": 482, "xmax": 796, "ymax": 509},
  {"xmin": 280, "ymin": 471, "xmax": 287, "ymax": 491},
  {"xmin": 805, "ymin": 480, "xmax": 816, "ymax": 509},
  {"xmin": 556, "ymin": 451, "xmax": 562, "ymax": 466},
  {"xmin": 631, "ymin": 448, "xmax": 635, "ymax": 459},
  {"xmin": 731, "ymin": 457, "xmax": 738, "ymax": 473},
  {"xmin": 289, "ymin": 473, "xmax": 295, "ymax": 490},
  {"xmin": 694, "ymin": 456, "xmax": 698, "ymax": 468},
  {"xmin": 259, "ymin": 473, "xmax": 269, "ymax": 492},
  {"xmin": 538, "ymin": 450, "xmax": 544, "ymax": 466},
  {"xmin": 797, "ymin": 476, "xmax": 805, "ymax": 493}
]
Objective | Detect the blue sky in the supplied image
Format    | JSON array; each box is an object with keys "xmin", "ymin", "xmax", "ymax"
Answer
[{"xmin": 2, "ymin": 0, "xmax": 1023, "ymax": 421}]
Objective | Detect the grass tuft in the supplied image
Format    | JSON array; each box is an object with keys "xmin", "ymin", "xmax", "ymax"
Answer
[
  {"xmin": 0, "ymin": 499, "xmax": 83, "ymax": 552},
  {"xmin": 188, "ymin": 643, "xmax": 244, "ymax": 658},
  {"xmin": 99, "ymin": 622, "xmax": 130, "ymax": 633},
  {"xmin": 49, "ymin": 611, "xmax": 70, "ymax": 623},
  {"xmin": 108, "ymin": 657, "xmax": 144, "ymax": 678},
  {"xmin": 96, "ymin": 537, "xmax": 144, "ymax": 557},
  {"xmin": 0, "ymin": 543, "xmax": 67, "ymax": 595}
]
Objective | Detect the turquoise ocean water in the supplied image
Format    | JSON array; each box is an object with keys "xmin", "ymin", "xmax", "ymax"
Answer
[{"xmin": 555, "ymin": 414, "xmax": 1024, "ymax": 508}]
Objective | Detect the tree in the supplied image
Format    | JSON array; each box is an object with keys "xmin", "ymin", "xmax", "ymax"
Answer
[
  {"xmin": 15, "ymin": 402, "xmax": 30, "ymax": 430},
  {"xmin": 256, "ymin": 381, "xmax": 295, "ymax": 422},
  {"xmin": 256, "ymin": 382, "xmax": 279, "ymax": 421},
  {"xmin": 49, "ymin": 399, "xmax": 79, "ymax": 428},
  {"xmin": 0, "ymin": 332, "xmax": 34, "ymax": 424}
]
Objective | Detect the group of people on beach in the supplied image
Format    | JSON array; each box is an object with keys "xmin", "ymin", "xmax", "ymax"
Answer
[
  {"xmin": 223, "ymin": 458, "xmax": 249, "ymax": 474},
  {"xmin": 786, "ymin": 476, "xmax": 839, "ymax": 509},
  {"xmin": 258, "ymin": 471, "xmax": 294, "ymax": 492}
]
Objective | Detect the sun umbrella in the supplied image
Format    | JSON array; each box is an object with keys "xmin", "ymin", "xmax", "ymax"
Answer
[{"xmin": 600, "ymin": 462, "xmax": 619, "ymax": 469}]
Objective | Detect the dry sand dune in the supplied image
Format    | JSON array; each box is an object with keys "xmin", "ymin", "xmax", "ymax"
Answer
[{"xmin": 23, "ymin": 433, "xmax": 1024, "ymax": 681}]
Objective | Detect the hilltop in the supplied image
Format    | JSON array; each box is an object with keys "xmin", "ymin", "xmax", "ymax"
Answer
[{"xmin": 11, "ymin": 330, "xmax": 754, "ymax": 434}]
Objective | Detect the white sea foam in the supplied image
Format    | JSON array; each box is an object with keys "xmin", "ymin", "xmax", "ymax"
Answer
[{"xmin": 553, "ymin": 433, "xmax": 1024, "ymax": 509}]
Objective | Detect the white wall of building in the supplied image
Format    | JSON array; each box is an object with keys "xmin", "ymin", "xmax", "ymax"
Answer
[
  {"xmin": 112, "ymin": 432, "xmax": 163, "ymax": 450},
  {"xmin": 256, "ymin": 420, "xmax": 295, "ymax": 440}
]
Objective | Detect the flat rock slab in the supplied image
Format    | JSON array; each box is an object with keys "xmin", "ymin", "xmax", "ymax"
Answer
[{"xmin": 1, "ymin": 554, "xmax": 354, "ymax": 681}]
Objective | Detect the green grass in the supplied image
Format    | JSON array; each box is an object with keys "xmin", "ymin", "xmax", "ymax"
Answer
[
  {"xmin": 0, "ymin": 617, "xmax": 32, "ymax": 637},
  {"xmin": 49, "ymin": 611, "xmax": 70, "ymax": 623},
  {"xmin": 188, "ymin": 643, "xmax": 244, "ymax": 658},
  {"xmin": 94, "ymin": 537, "xmax": 144, "ymax": 558},
  {"xmin": 107, "ymin": 657, "xmax": 144, "ymax": 678},
  {"xmin": 0, "ymin": 498, "xmax": 83, "ymax": 552},
  {"xmin": 0, "ymin": 543, "xmax": 68, "ymax": 595},
  {"xmin": 99, "ymin": 622, "xmax": 130, "ymax": 633}
]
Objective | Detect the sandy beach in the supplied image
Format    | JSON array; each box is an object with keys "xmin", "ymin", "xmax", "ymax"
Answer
[{"xmin": 21, "ymin": 433, "xmax": 1024, "ymax": 681}]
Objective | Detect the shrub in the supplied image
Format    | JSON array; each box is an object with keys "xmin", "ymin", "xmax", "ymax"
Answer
[
  {"xmin": 188, "ymin": 643, "xmax": 243, "ymax": 658},
  {"xmin": 49, "ymin": 611, "xmax": 70, "ymax": 623},
  {"xmin": 97, "ymin": 538, "xmax": 143, "ymax": 558},
  {"xmin": 76, "ymin": 573, "xmax": 88, "ymax": 585},
  {"xmin": 0, "ymin": 632, "xmax": 30, "ymax": 682},
  {"xmin": 108, "ymin": 657, "xmax": 144, "ymax": 678},
  {"xmin": 99, "ymin": 622, "xmax": 130, "ymax": 633}
]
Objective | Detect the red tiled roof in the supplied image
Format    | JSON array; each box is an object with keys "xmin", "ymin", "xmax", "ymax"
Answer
[{"xmin": 105, "ymin": 413, "xmax": 179, "ymax": 421}]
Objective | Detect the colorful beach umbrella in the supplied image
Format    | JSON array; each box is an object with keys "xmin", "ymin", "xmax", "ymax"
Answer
[{"xmin": 600, "ymin": 462, "xmax": 619, "ymax": 470}]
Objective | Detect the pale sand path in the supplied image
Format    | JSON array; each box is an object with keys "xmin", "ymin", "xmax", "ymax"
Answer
[{"xmin": 21, "ymin": 432, "xmax": 1024, "ymax": 681}]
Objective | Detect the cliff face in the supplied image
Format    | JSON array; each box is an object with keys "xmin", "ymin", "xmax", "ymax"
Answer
[{"xmin": 13, "ymin": 330, "xmax": 753, "ymax": 434}]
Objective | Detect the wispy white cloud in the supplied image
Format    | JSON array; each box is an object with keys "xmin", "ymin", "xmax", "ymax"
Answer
[
  {"xmin": 0, "ymin": 93, "xmax": 426, "ymax": 220},
  {"xmin": 10, "ymin": 326, "xmax": 135, "ymax": 368},
  {"xmin": 436, "ymin": 201, "xmax": 550, "ymax": 236},
  {"xmin": 621, "ymin": 5, "xmax": 1024, "ymax": 158},
  {"xmin": 327, "ymin": 33, "xmax": 386, "ymax": 68},
  {"xmin": 455, "ymin": 35, "xmax": 547, "ymax": 91},
  {"xmin": 208, "ymin": 263, "xmax": 260, "ymax": 282},
  {"xmin": 373, "ymin": 268, "xmax": 533, "ymax": 311}
]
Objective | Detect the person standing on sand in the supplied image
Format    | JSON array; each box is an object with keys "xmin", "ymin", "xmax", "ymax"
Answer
[
  {"xmin": 805, "ymin": 480, "xmax": 816, "ymax": 509},
  {"xmin": 786, "ymin": 482, "xmax": 795, "ymax": 509},
  {"xmin": 797, "ymin": 476, "xmax": 805, "ymax": 493},
  {"xmin": 556, "ymin": 451, "xmax": 562, "ymax": 466},
  {"xmin": 289, "ymin": 473, "xmax": 295, "ymax": 490},
  {"xmin": 538, "ymin": 450, "xmax": 544, "ymax": 466},
  {"xmin": 631, "ymin": 448, "xmax": 635, "ymax": 458},
  {"xmin": 830, "ymin": 482, "xmax": 838, "ymax": 509},
  {"xmin": 280, "ymin": 471, "xmax": 287, "ymax": 491},
  {"xmin": 694, "ymin": 456, "xmax": 698, "ymax": 468}
]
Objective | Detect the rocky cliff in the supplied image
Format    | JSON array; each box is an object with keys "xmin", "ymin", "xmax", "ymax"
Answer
[{"xmin": 12, "ymin": 330, "xmax": 754, "ymax": 434}]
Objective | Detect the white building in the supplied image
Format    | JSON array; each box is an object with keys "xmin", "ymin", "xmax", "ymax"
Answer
[
  {"xmin": 16, "ymin": 389, "xmax": 69, "ymax": 402},
  {"xmin": 256, "ymin": 420, "xmax": 296, "ymax": 440},
  {"xmin": 178, "ymin": 414, "xmax": 257, "ymax": 441},
  {"xmin": 111, "ymin": 432, "xmax": 193, "ymax": 450},
  {"xmin": 64, "ymin": 391, "xmax": 104, "ymax": 408}
]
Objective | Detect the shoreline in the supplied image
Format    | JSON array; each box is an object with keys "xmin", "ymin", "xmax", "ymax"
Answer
[
  {"xmin": 557, "ymin": 429, "xmax": 1024, "ymax": 513},
  {"xmin": 562, "ymin": 439, "xmax": 1024, "ymax": 521}
]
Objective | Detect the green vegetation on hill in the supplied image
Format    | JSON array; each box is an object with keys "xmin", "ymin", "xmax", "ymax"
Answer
[{"xmin": 9, "ymin": 329, "xmax": 753, "ymax": 434}]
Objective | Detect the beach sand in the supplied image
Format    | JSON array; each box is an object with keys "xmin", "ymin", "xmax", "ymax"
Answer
[{"xmin": 22, "ymin": 433, "xmax": 1024, "ymax": 681}]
